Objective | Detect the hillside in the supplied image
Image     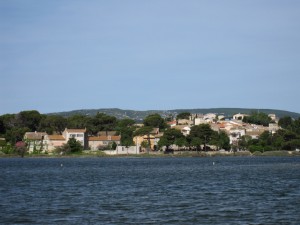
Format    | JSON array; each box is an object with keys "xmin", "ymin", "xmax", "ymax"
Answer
[{"xmin": 49, "ymin": 108, "xmax": 300, "ymax": 121}]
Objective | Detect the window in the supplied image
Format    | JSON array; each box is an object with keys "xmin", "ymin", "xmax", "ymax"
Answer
[
  {"xmin": 70, "ymin": 134, "xmax": 76, "ymax": 138},
  {"xmin": 77, "ymin": 134, "xmax": 83, "ymax": 137}
]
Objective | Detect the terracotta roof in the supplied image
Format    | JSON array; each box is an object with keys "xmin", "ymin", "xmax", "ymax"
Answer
[
  {"xmin": 24, "ymin": 132, "xmax": 47, "ymax": 140},
  {"xmin": 47, "ymin": 135, "xmax": 65, "ymax": 140},
  {"xmin": 88, "ymin": 136, "xmax": 121, "ymax": 141}
]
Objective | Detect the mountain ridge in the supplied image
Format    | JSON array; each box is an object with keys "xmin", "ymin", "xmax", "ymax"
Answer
[{"xmin": 49, "ymin": 108, "xmax": 300, "ymax": 121}]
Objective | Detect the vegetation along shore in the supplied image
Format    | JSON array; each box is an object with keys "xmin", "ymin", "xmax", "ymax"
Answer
[{"xmin": 1, "ymin": 109, "xmax": 300, "ymax": 157}]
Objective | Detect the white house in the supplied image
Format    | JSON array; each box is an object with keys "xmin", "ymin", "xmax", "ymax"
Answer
[
  {"xmin": 62, "ymin": 128, "xmax": 88, "ymax": 149},
  {"xmin": 229, "ymin": 128, "xmax": 246, "ymax": 145},
  {"xmin": 233, "ymin": 113, "xmax": 248, "ymax": 120}
]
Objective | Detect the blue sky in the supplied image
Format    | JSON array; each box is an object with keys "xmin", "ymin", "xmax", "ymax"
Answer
[{"xmin": 1, "ymin": 0, "xmax": 300, "ymax": 115}]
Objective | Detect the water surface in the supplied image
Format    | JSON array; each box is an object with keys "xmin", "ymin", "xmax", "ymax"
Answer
[{"xmin": 1, "ymin": 157, "xmax": 300, "ymax": 224}]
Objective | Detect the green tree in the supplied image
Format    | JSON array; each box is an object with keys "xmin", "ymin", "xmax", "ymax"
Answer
[
  {"xmin": 0, "ymin": 114, "xmax": 16, "ymax": 133},
  {"xmin": 111, "ymin": 141, "xmax": 117, "ymax": 150},
  {"xmin": 188, "ymin": 124, "xmax": 214, "ymax": 151},
  {"xmin": 121, "ymin": 129, "xmax": 134, "ymax": 147},
  {"xmin": 141, "ymin": 140, "xmax": 150, "ymax": 149},
  {"xmin": 278, "ymin": 116, "xmax": 293, "ymax": 130},
  {"xmin": 5, "ymin": 127, "xmax": 30, "ymax": 144},
  {"xmin": 68, "ymin": 138, "xmax": 83, "ymax": 153},
  {"xmin": 175, "ymin": 137, "xmax": 187, "ymax": 150},
  {"xmin": 17, "ymin": 110, "xmax": 42, "ymax": 131},
  {"xmin": 211, "ymin": 131, "xmax": 230, "ymax": 150},
  {"xmin": 190, "ymin": 137, "xmax": 201, "ymax": 152},
  {"xmin": 116, "ymin": 118, "xmax": 135, "ymax": 147},
  {"xmin": 67, "ymin": 114, "xmax": 90, "ymax": 129},
  {"xmin": 117, "ymin": 118, "xmax": 135, "ymax": 128},
  {"xmin": 176, "ymin": 112, "xmax": 191, "ymax": 120},
  {"xmin": 293, "ymin": 118, "xmax": 300, "ymax": 134},
  {"xmin": 143, "ymin": 114, "xmax": 167, "ymax": 130},
  {"xmin": 57, "ymin": 137, "xmax": 83, "ymax": 154},
  {"xmin": 88, "ymin": 113, "xmax": 117, "ymax": 135},
  {"xmin": 39, "ymin": 115, "xmax": 68, "ymax": 134},
  {"xmin": 157, "ymin": 128, "xmax": 184, "ymax": 151},
  {"xmin": 242, "ymin": 112, "xmax": 271, "ymax": 126},
  {"xmin": 238, "ymin": 135, "xmax": 252, "ymax": 150}
]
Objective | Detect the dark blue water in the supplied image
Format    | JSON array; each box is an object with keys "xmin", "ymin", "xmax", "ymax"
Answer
[{"xmin": 1, "ymin": 157, "xmax": 300, "ymax": 224}]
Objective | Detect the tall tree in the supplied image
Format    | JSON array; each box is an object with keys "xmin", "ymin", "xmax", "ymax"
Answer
[
  {"xmin": 134, "ymin": 126, "xmax": 153, "ymax": 150},
  {"xmin": 17, "ymin": 110, "xmax": 42, "ymax": 131},
  {"xmin": 116, "ymin": 118, "xmax": 135, "ymax": 147},
  {"xmin": 211, "ymin": 131, "xmax": 231, "ymax": 150},
  {"xmin": 67, "ymin": 114, "xmax": 90, "ymax": 129},
  {"xmin": 143, "ymin": 114, "xmax": 167, "ymax": 130},
  {"xmin": 188, "ymin": 124, "xmax": 214, "ymax": 151},
  {"xmin": 158, "ymin": 128, "xmax": 184, "ymax": 151},
  {"xmin": 278, "ymin": 116, "xmax": 293, "ymax": 129},
  {"xmin": 88, "ymin": 113, "xmax": 117, "ymax": 135},
  {"xmin": 39, "ymin": 115, "xmax": 68, "ymax": 134}
]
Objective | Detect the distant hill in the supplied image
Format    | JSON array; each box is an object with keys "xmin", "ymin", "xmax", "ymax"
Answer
[{"xmin": 49, "ymin": 108, "xmax": 300, "ymax": 121}]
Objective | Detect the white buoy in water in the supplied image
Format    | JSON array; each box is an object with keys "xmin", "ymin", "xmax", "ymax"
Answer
[
  {"xmin": 213, "ymin": 162, "xmax": 215, "ymax": 165},
  {"xmin": 61, "ymin": 164, "xmax": 63, "ymax": 167}
]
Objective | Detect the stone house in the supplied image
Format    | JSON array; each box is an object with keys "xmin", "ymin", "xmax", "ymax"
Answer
[
  {"xmin": 23, "ymin": 132, "xmax": 47, "ymax": 153},
  {"xmin": 88, "ymin": 135, "xmax": 121, "ymax": 150}
]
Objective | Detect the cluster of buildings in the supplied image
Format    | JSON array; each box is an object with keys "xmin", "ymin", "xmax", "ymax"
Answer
[
  {"xmin": 165, "ymin": 113, "xmax": 279, "ymax": 147},
  {"xmin": 24, "ymin": 128, "xmax": 121, "ymax": 153},
  {"xmin": 23, "ymin": 113, "xmax": 280, "ymax": 154}
]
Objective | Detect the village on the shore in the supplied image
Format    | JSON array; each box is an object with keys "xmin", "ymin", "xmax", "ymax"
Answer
[
  {"xmin": 2, "ymin": 109, "xmax": 300, "ymax": 157},
  {"xmin": 0, "ymin": 111, "xmax": 300, "ymax": 155}
]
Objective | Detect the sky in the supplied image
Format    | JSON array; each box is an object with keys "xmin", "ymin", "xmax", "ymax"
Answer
[{"xmin": 1, "ymin": 0, "xmax": 300, "ymax": 115}]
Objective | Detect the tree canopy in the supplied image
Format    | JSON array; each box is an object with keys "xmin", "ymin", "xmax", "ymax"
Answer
[
  {"xmin": 176, "ymin": 112, "xmax": 191, "ymax": 120},
  {"xmin": 143, "ymin": 114, "xmax": 167, "ymax": 130},
  {"xmin": 158, "ymin": 128, "xmax": 184, "ymax": 150},
  {"xmin": 242, "ymin": 112, "xmax": 272, "ymax": 126}
]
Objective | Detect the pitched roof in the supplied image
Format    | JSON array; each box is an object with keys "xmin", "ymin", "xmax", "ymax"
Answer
[
  {"xmin": 88, "ymin": 136, "xmax": 121, "ymax": 141},
  {"xmin": 47, "ymin": 135, "xmax": 65, "ymax": 141},
  {"xmin": 24, "ymin": 132, "xmax": 47, "ymax": 140}
]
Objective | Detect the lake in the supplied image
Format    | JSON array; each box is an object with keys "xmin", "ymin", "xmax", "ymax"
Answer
[{"xmin": 1, "ymin": 157, "xmax": 300, "ymax": 224}]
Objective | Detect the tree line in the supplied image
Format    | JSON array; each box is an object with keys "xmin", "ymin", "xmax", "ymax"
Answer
[
  {"xmin": 238, "ymin": 116, "xmax": 300, "ymax": 152},
  {"xmin": 1, "ymin": 110, "xmax": 300, "ymax": 154},
  {"xmin": 0, "ymin": 110, "xmax": 231, "ymax": 152}
]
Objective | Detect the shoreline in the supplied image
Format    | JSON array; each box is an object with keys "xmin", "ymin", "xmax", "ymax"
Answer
[{"xmin": 1, "ymin": 150, "xmax": 300, "ymax": 158}]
